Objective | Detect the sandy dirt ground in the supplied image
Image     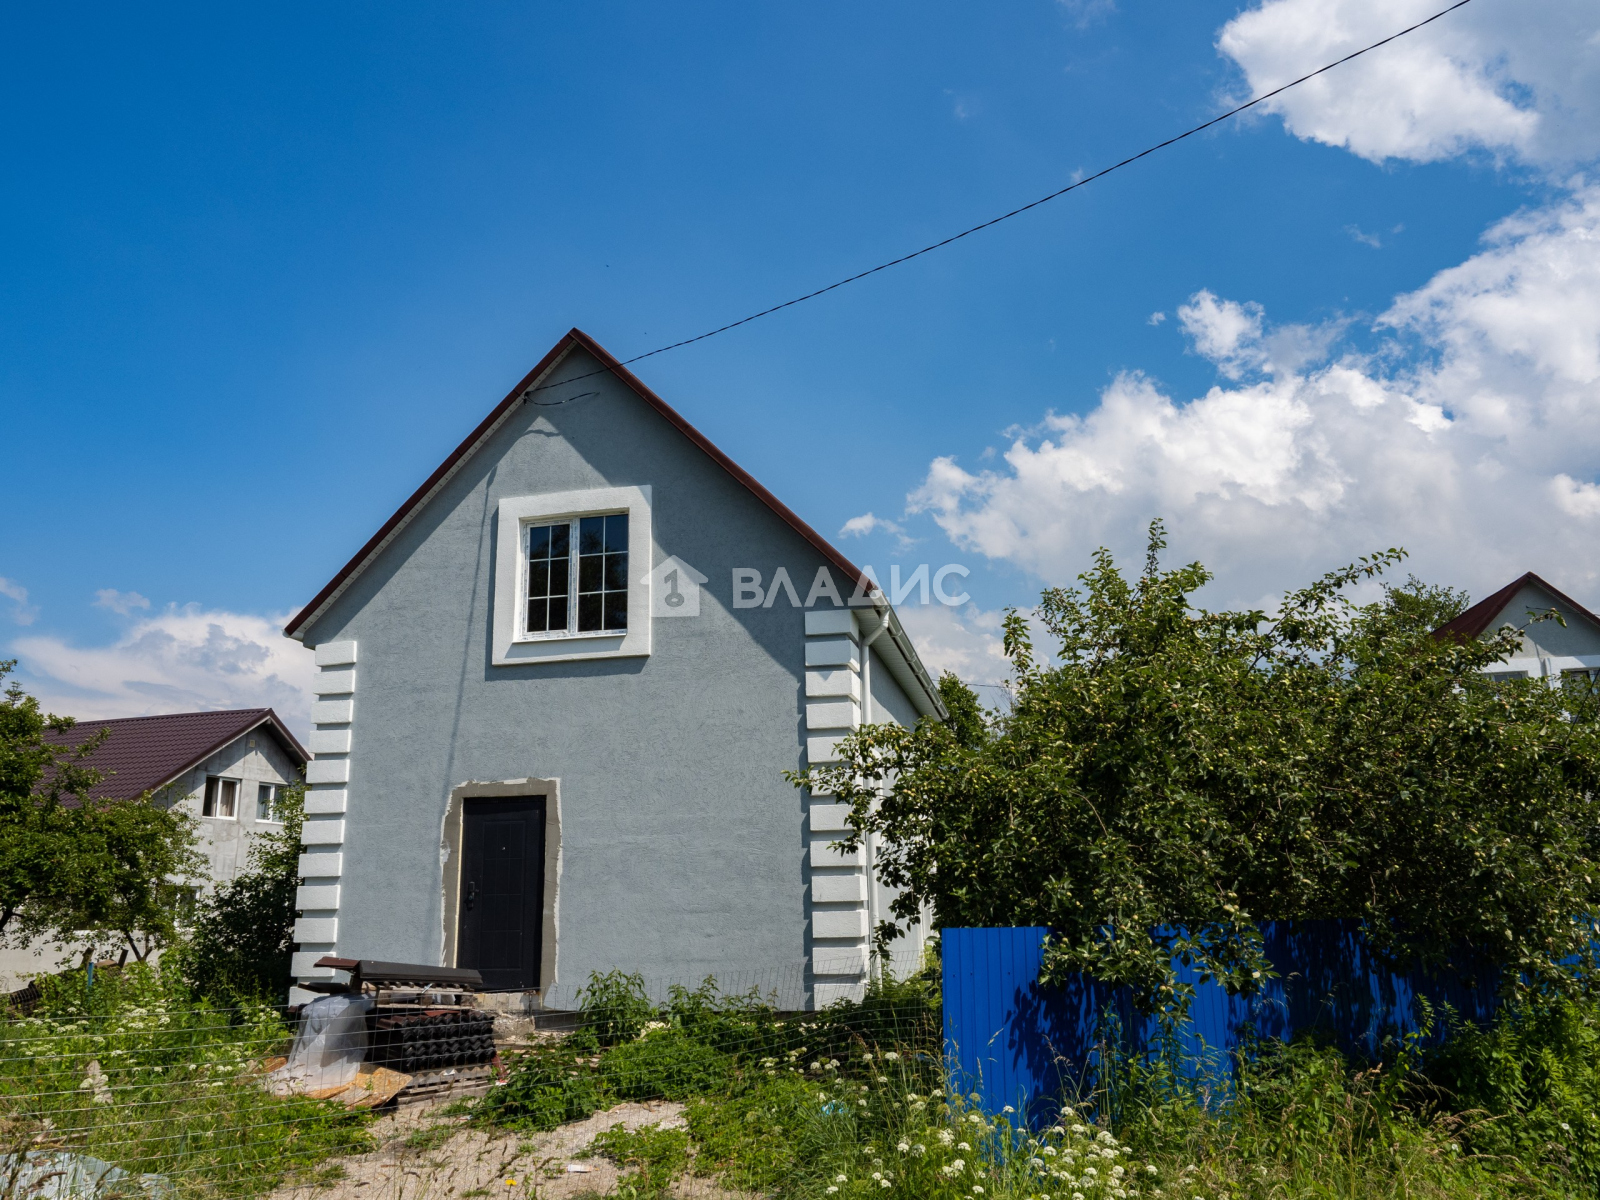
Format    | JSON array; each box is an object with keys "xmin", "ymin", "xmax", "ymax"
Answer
[{"xmin": 269, "ymin": 1098, "xmax": 747, "ymax": 1200}]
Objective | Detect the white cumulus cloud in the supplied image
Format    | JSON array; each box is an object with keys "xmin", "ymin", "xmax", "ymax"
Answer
[
  {"xmin": 909, "ymin": 185, "xmax": 1600, "ymax": 610},
  {"xmin": 1218, "ymin": 0, "xmax": 1600, "ymax": 169},
  {"xmin": 13, "ymin": 606, "xmax": 315, "ymax": 735},
  {"xmin": 93, "ymin": 588, "xmax": 150, "ymax": 615},
  {"xmin": 0, "ymin": 577, "xmax": 38, "ymax": 626}
]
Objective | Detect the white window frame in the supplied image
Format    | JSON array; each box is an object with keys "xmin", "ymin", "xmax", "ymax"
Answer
[
  {"xmin": 202, "ymin": 776, "xmax": 240, "ymax": 820},
  {"xmin": 493, "ymin": 486, "xmax": 652, "ymax": 666},
  {"xmin": 256, "ymin": 782, "xmax": 283, "ymax": 824}
]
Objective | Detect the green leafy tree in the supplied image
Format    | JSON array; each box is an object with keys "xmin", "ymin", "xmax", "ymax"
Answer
[
  {"xmin": 1, "ymin": 662, "xmax": 202, "ymax": 961},
  {"xmin": 180, "ymin": 782, "xmax": 305, "ymax": 1002},
  {"xmin": 797, "ymin": 523, "xmax": 1600, "ymax": 1012}
]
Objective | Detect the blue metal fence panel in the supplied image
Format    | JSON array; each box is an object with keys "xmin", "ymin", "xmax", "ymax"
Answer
[{"xmin": 942, "ymin": 922, "xmax": 1501, "ymax": 1128}]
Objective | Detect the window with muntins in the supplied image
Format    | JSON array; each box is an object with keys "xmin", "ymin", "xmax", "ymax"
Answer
[
  {"xmin": 525, "ymin": 513, "xmax": 628, "ymax": 635},
  {"xmin": 203, "ymin": 777, "xmax": 238, "ymax": 819}
]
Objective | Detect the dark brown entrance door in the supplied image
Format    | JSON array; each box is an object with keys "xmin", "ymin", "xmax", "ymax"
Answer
[{"xmin": 457, "ymin": 796, "xmax": 546, "ymax": 991}]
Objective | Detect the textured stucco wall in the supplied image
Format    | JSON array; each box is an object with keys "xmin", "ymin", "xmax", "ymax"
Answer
[{"xmin": 298, "ymin": 347, "xmax": 884, "ymax": 997}]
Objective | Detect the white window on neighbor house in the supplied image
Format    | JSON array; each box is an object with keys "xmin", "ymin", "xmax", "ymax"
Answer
[
  {"xmin": 256, "ymin": 782, "xmax": 283, "ymax": 823},
  {"xmin": 492, "ymin": 486, "xmax": 653, "ymax": 666},
  {"xmin": 202, "ymin": 776, "xmax": 238, "ymax": 819},
  {"xmin": 1487, "ymin": 670, "xmax": 1531, "ymax": 682},
  {"xmin": 1562, "ymin": 667, "xmax": 1600, "ymax": 696}
]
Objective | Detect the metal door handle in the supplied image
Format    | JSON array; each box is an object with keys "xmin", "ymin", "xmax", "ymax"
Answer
[{"xmin": 466, "ymin": 880, "xmax": 478, "ymax": 910}]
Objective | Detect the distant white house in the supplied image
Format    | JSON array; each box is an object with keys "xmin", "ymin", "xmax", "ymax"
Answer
[
  {"xmin": 0, "ymin": 709, "xmax": 307, "ymax": 990},
  {"xmin": 1436, "ymin": 572, "xmax": 1600, "ymax": 681}
]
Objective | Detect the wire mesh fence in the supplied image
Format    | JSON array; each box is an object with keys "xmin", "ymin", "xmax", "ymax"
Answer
[{"xmin": 0, "ymin": 959, "xmax": 1154, "ymax": 1200}]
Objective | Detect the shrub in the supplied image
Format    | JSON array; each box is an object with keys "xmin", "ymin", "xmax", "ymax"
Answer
[
  {"xmin": 578, "ymin": 970, "xmax": 656, "ymax": 1046},
  {"xmin": 600, "ymin": 1028, "xmax": 730, "ymax": 1101}
]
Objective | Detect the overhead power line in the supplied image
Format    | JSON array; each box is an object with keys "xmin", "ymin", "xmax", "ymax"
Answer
[{"xmin": 528, "ymin": 0, "xmax": 1475, "ymax": 401}]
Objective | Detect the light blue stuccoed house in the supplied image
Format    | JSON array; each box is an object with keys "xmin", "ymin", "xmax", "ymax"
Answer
[{"xmin": 283, "ymin": 329, "xmax": 946, "ymax": 1007}]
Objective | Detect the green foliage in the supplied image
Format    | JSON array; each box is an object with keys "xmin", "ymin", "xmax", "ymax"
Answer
[
  {"xmin": 0, "ymin": 963, "xmax": 373, "ymax": 1195},
  {"xmin": 585, "ymin": 1123, "xmax": 691, "ymax": 1200},
  {"xmin": 474, "ymin": 1037, "xmax": 608, "ymax": 1131},
  {"xmin": 798, "ymin": 523, "xmax": 1600, "ymax": 1012},
  {"xmin": 936, "ymin": 671, "xmax": 989, "ymax": 750},
  {"xmin": 600, "ymin": 1028, "xmax": 731, "ymax": 1100},
  {"xmin": 578, "ymin": 969, "xmax": 657, "ymax": 1046},
  {"xmin": 0, "ymin": 663, "xmax": 203, "ymax": 960},
  {"xmin": 1426, "ymin": 993, "xmax": 1600, "ymax": 1187},
  {"xmin": 176, "ymin": 783, "xmax": 305, "ymax": 1003}
]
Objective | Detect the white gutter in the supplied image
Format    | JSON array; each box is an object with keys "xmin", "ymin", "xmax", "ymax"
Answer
[{"xmin": 858, "ymin": 605, "xmax": 890, "ymax": 981}]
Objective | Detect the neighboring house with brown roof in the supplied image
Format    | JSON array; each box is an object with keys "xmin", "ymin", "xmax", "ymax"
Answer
[
  {"xmin": 1436, "ymin": 572, "xmax": 1600, "ymax": 682},
  {"xmin": 43, "ymin": 708, "xmax": 308, "ymax": 887},
  {"xmin": 0, "ymin": 709, "xmax": 308, "ymax": 990},
  {"xmin": 282, "ymin": 328, "xmax": 945, "ymax": 1008}
]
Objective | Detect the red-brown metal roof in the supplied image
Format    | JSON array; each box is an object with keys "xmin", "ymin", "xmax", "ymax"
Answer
[
  {"xmin": 42, "ymin": 708, "xmax": 308, "ymax": 801},
  {"xmin": 284, "ymin": 328, "xmax": 871, "ymax": 639},
  {"xmin": 281, "ymin": 329, "xmax": 946, "ymax": 716},
  {"xmin": 1434, "ymin": 571, "xmax": 1600, "ymax": 641}
]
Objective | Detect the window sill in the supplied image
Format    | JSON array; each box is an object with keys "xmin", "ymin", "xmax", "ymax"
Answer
[{"xmin": 499, "ymin": 630, "xmax": 636, "ymax": 665}]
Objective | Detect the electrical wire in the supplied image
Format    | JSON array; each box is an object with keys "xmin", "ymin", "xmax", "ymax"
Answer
[{"xmin": 524, "ymin": 0, "xmax": 1475, "ymax": 402}]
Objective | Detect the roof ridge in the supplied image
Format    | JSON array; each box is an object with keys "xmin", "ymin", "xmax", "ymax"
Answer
[{"xmin": 1434, "ymin": 571, "xmax": 1600, "ymax": 642}]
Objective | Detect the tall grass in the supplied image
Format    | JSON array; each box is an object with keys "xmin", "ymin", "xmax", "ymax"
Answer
[{"xmin": 0, "ymin": 963, "xmax": 372, "ymax": 1197}]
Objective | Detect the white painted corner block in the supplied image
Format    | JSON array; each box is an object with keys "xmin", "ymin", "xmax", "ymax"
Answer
[
  {"xmin": 308, "ymin": 728, "xmax": 352, "ymax": 755},
  {"xmin": 808, "ymin": 803, "xmax": 853, "ymax": 832},
  {"xmin": 303, "ymin": 788, "xmax": 348, "ymax": 815},
  {"xmin": 810, "ymin": 837, "xmax": 862, "ymax": 867},
  {"xmin": 806, "ymin": 735, "xmax": 843, "ymax": 764},
  {"xmin": 814, "ymin": 981, "xmax": 867, "ymax": 1005},
  {"xmin": 296, "ymin": 883, "xmax": 341, "ymax": 910},
  {"xmin": 291, "ymin": 951, "xmax": 336, "ymax": 978},
  {"xmin": 311, "ymin": 698, "xmax": 354, "ymax": 724},
  {"xmin": 300, "ymin": 818, "xmax": 345, "ymax": 845},
  {"xmin": 812, "ymin": 947, "xmax": 868, "ymax": 977},
  {"xmin": 804, "ymin": 610, "xmax": 857, "ymax": 637},
  {"xmin": 306, "ymin": 757, "xmax": 350, "ymax": 785},
  {"xmin": 312, "ymin": 667, "xmax": 357, "ymax": 696},
  {"xmin": 810, "ymin": 872, "xmax": 867, "ymax": 904},
  {"xmin": 298, "ymin": 851, "xmax": 343, "ymax": 878},
  {"xmin": 813, "ymin": 909, "xmax": 869, "ymax": 940},
  {"xmin": 806, "ymin": 700, "xmax": 858, "ymax": 731},
  {"xmin": 293, "ymin": 916, "xmax": 338, "ymax": 943},
  {"xmin": 806, "ymin": 669, "xmax": 861, "ymax": 700},
  {"xmin": 314, "ymin": 641, "xmax": 358, "ymax": 667},
  {"xmin": 805, "ymin": 638, "xmax": 859, "ymax": 669}
]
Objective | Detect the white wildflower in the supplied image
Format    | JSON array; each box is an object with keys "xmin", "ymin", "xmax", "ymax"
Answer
[
  {"xmin": 836, "ymin": 1175, "xmax": 848, "ymax": 1184},
  {"xmin": 913, "ymin": 1145, "xmax": 927, "ymax": 1156},
  {"xmin": 958, "ymin": 1142, "xmax": 971, "ymax": 1151},
  {"xmin": 1043, "ymin": 1146, "xmax": 1058, "ymax": 1157},
  {"xmin": 872, "ymin": 1173, "xmax": 883, "ymax": 1181},
  {"xmin": 1146, "ymin": 1166, "xmax": 1159, "ymax": 1176},
  {"xmin": 1112, "ymin": 1166, "xmax": 1126, "ymax": 1179},
  {"xmin": 896, "ymin": 1142, "xmax": 910, "ymax": 1153},
  {"xmin": 938, "ymin": 1131, "xmax": 955, "ymax": 1147},
  {"xmin": 877, "ymin": 1075, "xmax": 889, "ymax": 1083},
  {"xmin": 884, "ymin": 1051, "xmax": 900, "ymax": 1061},
  {"xmin": 1003, "ymin": 1105, "xmax": 1015, "ymax": 1114}
]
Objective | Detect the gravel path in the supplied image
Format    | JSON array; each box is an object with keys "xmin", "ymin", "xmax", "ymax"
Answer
[{"xmin": 268, "ymin": 1098, "xmax": 746, "ymax": 1200}]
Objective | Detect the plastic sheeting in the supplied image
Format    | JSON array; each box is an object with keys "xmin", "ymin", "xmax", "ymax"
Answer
[
  {"xmin": 0, "ymin": 1151, "xmax": 170, "ymax": 1199},
  {"xmin": 269, "ymin": 993, "xmax": 374, "ymax": 1095}
]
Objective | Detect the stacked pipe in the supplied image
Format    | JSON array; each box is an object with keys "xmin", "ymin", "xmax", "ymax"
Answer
[{"xmin": 369, "ymin": 1009, "xmax": 497, "ymax": 1073}]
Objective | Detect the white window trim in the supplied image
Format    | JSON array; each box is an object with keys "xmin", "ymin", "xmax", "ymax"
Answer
[
  {"xmin": 493, "ymin": 486, "xmax": 652, "ymax": 666},
  {"xmin": 202, "ymin": 776, "xmax": 240, "ymax": 821}
]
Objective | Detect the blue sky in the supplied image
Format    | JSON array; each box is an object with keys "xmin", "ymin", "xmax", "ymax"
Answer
[{"xmin": 3, "ymin": 0, "xmax": 1598, "ymax": 726}]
